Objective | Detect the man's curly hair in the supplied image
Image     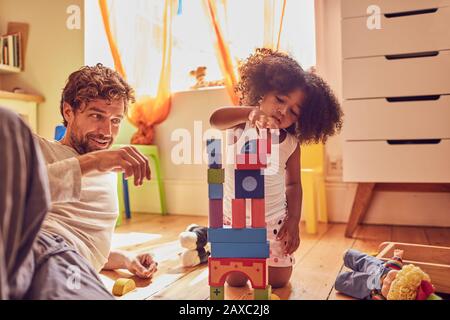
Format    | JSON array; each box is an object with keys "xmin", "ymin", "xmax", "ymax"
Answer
[
  {"xmin": 235, "ymin": 48, "xmax": 343, "ymax": 144},
  {"xmin": 60, "ymin": 63, "xmax": 135, "ymax": 126}
]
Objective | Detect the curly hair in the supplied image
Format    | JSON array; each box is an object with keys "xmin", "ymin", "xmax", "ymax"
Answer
[
  {"xmin": 235, "ymin": 48, "xmax": 343, "ymax": 144},
  {"xmin": 60, "ymin": 63, "xmax": 135, "ymax": 126},
  {"xmin": 235, "ymin": 48, "xmax": 306, "ymax": 105},
  {"xmin": 295, "ymin": 72, "xmax": 343, "ymax": 144}
]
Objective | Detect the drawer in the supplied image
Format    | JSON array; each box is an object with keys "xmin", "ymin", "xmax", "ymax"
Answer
[
  {"xmin": 343, "ymin": 95, "xmax": 450, "ymax": 140},
  {"xmin": 342, "ymin": 0, "xmax": 450, "ymax": 18},
  {"xmin": 343, "ymin": 50, "xmax": 450, "ymax": 99},
  {"xmin": 343, "ymin": 7, "xmax": 450, "ymax": 58},
  {"xmin": 343, "ymin": 139, "xmax": 450, "ymax": 182}
]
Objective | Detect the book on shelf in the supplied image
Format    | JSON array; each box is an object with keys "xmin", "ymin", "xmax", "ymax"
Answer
[{"xmin": 0, "ymin": 32, "xmax": 22, "ymax": 69}]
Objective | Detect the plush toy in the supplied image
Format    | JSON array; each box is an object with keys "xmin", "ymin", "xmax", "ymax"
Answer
[
  {"xmin": 179, "ymin": 224, "xmax": 210, "ymax": 267},
  {"xmin": 189, "ymin": 66, "xmax": 224, "ymax": 89},
  {"xmin": 335, "ymin": 249, "xmax": 442, "ymax": 300}
]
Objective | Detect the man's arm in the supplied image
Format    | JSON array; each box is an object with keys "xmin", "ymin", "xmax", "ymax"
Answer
[
  {"xmin": 104, "ymin": 250, "xmax": 158, "ymax": 279},
  {"xmin": 45, "ymin": 146, "xmax": 151, "ymax": 203}
]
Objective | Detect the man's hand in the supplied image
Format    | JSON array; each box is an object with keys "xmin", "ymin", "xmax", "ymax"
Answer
[
  {"xmin": 125, "ymin": 252, "xmax": 158, "ymax": 279},
  {"xmin": 277, "ymin": 216, "xmax": 301, "ymax": 255},
  {"xmin": 104, "ymin": 250, "xmax": 158, "ymax": 279},
  {"xmin": 78, "ymin": 146, "xmax": 151, "ymax": 186}
]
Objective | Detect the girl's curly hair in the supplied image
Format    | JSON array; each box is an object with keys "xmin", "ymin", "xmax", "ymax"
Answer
[
  {"xmin": 235, "ymin": 48, "xmax": 343, "ymax": 144},
  {"xmin": 235, "ymin": 48, "xmax": 306, "ymax": 105},
  {"xmin": 60, "ymin": 63, "xmax": 135, "ymax": 126},
  {"xmin": 296, "ymin": 72, "xmax": 343, "ymax": 144}
]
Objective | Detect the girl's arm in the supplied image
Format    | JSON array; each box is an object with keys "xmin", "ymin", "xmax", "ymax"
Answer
[
  {"xmin": 209, "ymin": 106, "xmax": 254, "ymax": 130},
  {"xmin": 210, "ymin": 106, "xmax": 280, "ymax": 130},
  {"xmin": 286, "ymin": 143, "xmax": 302, "ymax": 223},
  {"xmin": 277, "ymin": 143, "xmax": 302, "ymax": 254}
]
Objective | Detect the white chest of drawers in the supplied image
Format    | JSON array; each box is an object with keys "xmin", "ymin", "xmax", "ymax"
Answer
[{"xmin": 341, "ymin": 0, "xmax": 450, "ymax": 183}]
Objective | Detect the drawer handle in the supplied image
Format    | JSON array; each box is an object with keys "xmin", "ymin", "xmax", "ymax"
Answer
[
  {"xmin": 385, "ymin": 8, "xmax": 438, "ymax": 18},
  {"xmin": 385, "ymin": 51, "xmax": 439, "ymax": 60},
  {"xmin": 387, "ymin": 139, "xmax": 441, "ymax": 145},
  {"xmin": 386, "ymin": 95, "xmax": 441, "ymax": 102}
]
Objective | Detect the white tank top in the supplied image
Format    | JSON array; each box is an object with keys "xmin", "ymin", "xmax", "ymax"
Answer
[{"xmin": 223, "ymin": 122, "xmax": 298, "ymax": 223}]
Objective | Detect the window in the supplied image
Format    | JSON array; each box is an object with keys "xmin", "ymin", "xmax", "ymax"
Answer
[{"xmin": 85, "ymin": 0, "xmax": 316, "ymax": 93}]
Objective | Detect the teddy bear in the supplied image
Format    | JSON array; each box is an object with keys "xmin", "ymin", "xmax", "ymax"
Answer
[
  {"xmin": 178, "ymin": 224, "xmax": 210, "ymax": 267},
  {"xmin": 189, "ymin": 66, "xmax": 225, "ymax": 89}
]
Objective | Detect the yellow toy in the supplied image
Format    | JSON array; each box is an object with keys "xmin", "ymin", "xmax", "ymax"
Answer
[{"xmin": 112, "ymin": 278, "xmax": 136, "ymax": 296}]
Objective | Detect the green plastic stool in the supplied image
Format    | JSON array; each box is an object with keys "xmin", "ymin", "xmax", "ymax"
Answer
[{"xmin": 113, "ymin": 144, "xmax": 167, "ymax": 226}]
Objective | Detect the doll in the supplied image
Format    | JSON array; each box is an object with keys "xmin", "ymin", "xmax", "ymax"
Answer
[{"xmin": 335, "ymin": 249, "xmax": 441, "ymax": 300}]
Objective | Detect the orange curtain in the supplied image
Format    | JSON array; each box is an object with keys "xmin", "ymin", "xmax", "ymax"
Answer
[
  {"xmin": 203, "ymin": 0, "xmax": 287, "ymax": 106},
  {"xmin": 203, "ymin": 0, "xmax": 239, "ymax": 105},
  {"xmin": 98, "ymin": 0, "xmax": 174, "ymax": 144}
]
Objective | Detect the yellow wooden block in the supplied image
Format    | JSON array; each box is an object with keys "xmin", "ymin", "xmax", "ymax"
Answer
[
  {"xmin": 112, "ymin": 278, "xmax": 136, "ymax": 296},
  {"xmin": 270, "ymin": 293, "xmax": 280, "ymax": 300}
]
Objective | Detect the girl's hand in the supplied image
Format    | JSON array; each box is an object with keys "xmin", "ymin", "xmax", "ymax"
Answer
[
  {"xmin": 277, "ymin": 216, "xmax": 300, "ymax": 255},
  {"xmin": 248, "ymin": 108, "xmax": 280, "ymax": 129}
]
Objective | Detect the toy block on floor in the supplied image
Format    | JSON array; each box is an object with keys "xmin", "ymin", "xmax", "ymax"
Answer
[
  {"xmin": 235, "ymin": 169, "xmax": 264, "ymax": 199},
  {"xmin": 254, "ymin": 285, "xmax": 272, "ymax": 300},
  {"xmin": 208, "ymin": 183, "xmax": 223, "ymax": 200},
  {"xmin": 251, "ymin": 198, "xmax": 266, "ymax": 228},
  {"xmin": 210, "ymin": 286, "xmax": 224, "ymax": 300},
  {"xmin": 208, "ymin": 257, "xmax": 268, "ymax": 289},
  {"xmin": 210, "ymin": 242, "xmax": 270, "ymax": 258},
  {"xmin": 112, "ymin": 278, "xmax": 136, "ymax": 296},
  {"xmin": 208, "ymin": 227, "xmax": 267, "ymax": 243},
  {"xmin": 231, "ymin": 198, "xmax": 246, "ymax": 228},
  {"xmin": 208, "ymin": 168, "xmax": 224, "ymax": 184},
  {"xmin": 209, "ymin": 199, "xmax": 223, "ymax": 229}
]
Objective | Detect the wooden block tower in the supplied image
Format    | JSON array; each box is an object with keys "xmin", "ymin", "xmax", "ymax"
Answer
[{"xmin": 206, "ymin": 131, "xmax": 273, "ymax": 300}]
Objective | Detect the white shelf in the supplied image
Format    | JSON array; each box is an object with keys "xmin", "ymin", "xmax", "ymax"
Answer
[{"xmin": 0, "ymin": 64, "xmax": 21, "ymax": 74}]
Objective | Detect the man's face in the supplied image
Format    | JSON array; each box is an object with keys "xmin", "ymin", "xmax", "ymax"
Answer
[{"xmin": 64, "ymin": 99, "xmax": 125, "ymax": 154}]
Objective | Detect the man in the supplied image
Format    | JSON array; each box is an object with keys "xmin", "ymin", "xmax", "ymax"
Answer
[{"xmin": 0, "ymin": 64, "xmax": 157, "ymax": 299}]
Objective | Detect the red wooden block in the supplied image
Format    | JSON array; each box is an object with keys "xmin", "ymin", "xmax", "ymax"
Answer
[
  {"xmin": 251, "ymin": 198, "xmax": 266, "ymax": 228},
  {"xmin": 209, "ymin": 199, "xmax": 223, "ymax": 228},
  {"xmin": 258, "ymin": 130, "xmax": 272, "ymax": 155},
  {"xmin": 236, "ymin": 153, "xmax": 267, "ymax": 170},
  {"xmin": 232, "ymin": 198, "xmax": 246, "ymax": 228}
]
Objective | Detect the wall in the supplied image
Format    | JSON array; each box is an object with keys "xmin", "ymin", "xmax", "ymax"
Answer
[{"xmin": 0, "ymin": 0, "xmax": 84, "ymax": 139}]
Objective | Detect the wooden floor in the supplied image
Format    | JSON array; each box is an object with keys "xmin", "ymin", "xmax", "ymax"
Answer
[{"xmin": 99, "ymin": 213, "xmax": 450, "ymax": 300}]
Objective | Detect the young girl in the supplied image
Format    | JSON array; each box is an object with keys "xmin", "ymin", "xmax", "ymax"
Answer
[{"xmin": 209, "ymin": 48, "xmax": 343, "ymax": 288}]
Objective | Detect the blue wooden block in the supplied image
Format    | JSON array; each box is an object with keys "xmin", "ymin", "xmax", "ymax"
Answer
[
  {"xmin": 208, "ymin": 228, "xmax": 267, "ymax": 244},
  {"xmin": 235, "ymin": 169, "xmax": 264, "ymax": 199},
  {"xmin": 208, "ymin": 152, "xmax": 222, "ymax": 169},
  {"xmin": 208, "ymin": 183, "xmax": 223, "ymax": 199},
  {"xmin": 241, "ymin": 139, "xmax": 258, "ymax": 154},
  {"xmin": 206, "ymin": 139, "xmax": 221, "ymax": 156},
  {"xmin": 210, "ymin": 242, "xmax": 270, "ymax": 258}
]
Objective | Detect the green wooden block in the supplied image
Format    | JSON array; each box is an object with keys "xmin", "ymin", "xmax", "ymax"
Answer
[
  {"xmin": 208, "ymin": 168, "xmax": 225, "ymax": 184},
  {"xmin": 210, "ymin": 286, "xmax": 224, "ymax": 300},
  {"xmin": 254, "ymin": 285, "xmax": 271, "ymax": 300}
]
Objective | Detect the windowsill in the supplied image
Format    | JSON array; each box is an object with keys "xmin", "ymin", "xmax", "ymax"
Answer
[{"xmin": 172, "ymin": 85, "xmax": 226, "ymax": 95}]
